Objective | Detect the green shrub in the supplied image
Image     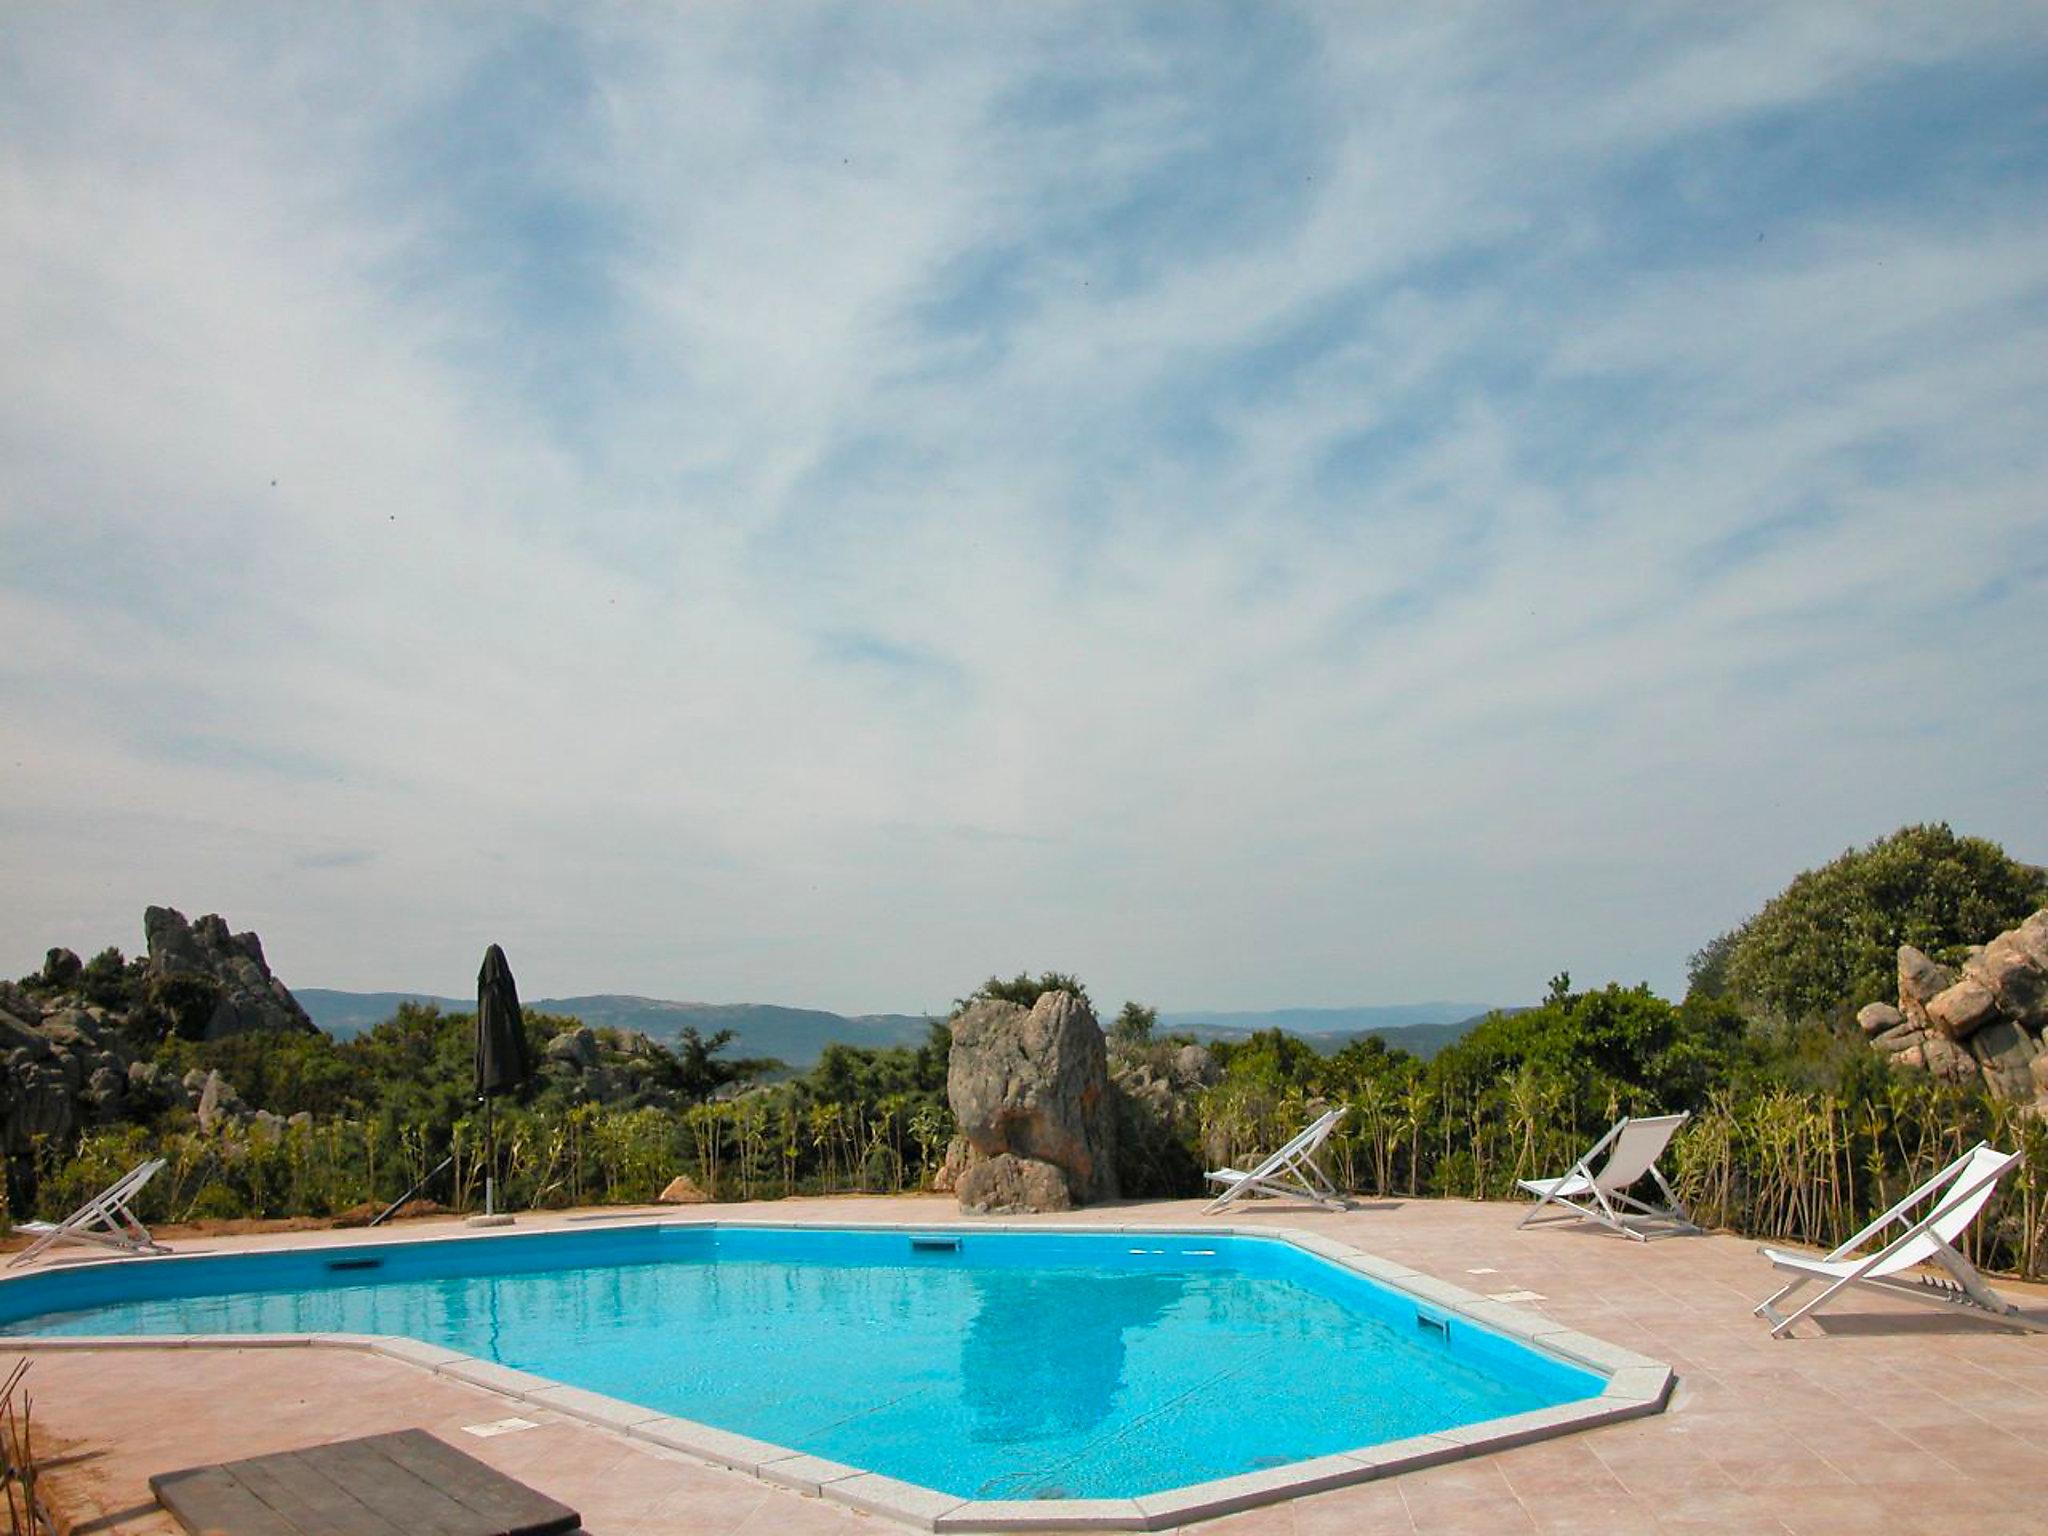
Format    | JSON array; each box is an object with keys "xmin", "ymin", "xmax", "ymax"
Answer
[
  {"xmin": 1712, "ymin": 824, "xmax": 2046, "ymax": 1024},
  {"xmin": 960, "ymin": 971, "xmax": 1091, "ymax": 1011}
]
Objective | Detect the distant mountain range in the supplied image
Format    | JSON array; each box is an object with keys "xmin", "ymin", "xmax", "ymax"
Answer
[
  {"xmin": 296, "ymin": 990, "xmax": 1501, "ymax": 1066},
  {"xmin": 295, "ymin": 990, "xmax": 935, "ymax": 1065},
  {"xmin": 1159, "ymin": 1003, "xmax": 1501, "ymax": 1059}
]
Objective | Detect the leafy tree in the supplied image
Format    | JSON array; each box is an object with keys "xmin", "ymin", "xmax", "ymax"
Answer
[
  {"xmin": 1685, "ymin": 928, "xmax": 1739, "ymax": 1000},
  {"xmin": 1207, "ymin": 1027, "xmax": 1323, "ymax": 1087},
  {"xmin": 1109, "ymin": 1001, "xmax": 1158, "ymax": 1051},
  {"xmin": 1325, "ymin": 1032, "xmax": 1415, "ymax": 1081},
  {"xmin": 144, "ymin": 972, "xmax": 223, "ymax": 1043},
  {"xmin": 670, "ymin": 1026, "xmax": 779, "ymax": 1100},
  {"xmin": 1718, "ymin": 824, "xmax": 2046, "ymax": 1025},
  {"xmin": 916, "ymin": 1016, "xmax": 953, "ymax": 1082},
  {"xmin": 78, "ymin": 946, "xmax": 144, "ymax": 1011},
  {"xmin": 958, "ymin": 970, "xmax": 1091, "ymax": 1012},
  {"xmin": 1431, "ymin": 984, "xmax": 1747, "ymax": 1121}
]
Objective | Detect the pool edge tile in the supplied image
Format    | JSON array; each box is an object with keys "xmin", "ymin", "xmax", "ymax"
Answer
[
  {"xmin": 433, "ymin": 1355, "xmax": 557, "ymax": 1397},
  {"xmin": 1341, "ymin": 1430, "xmax": 1465, "ymax": 1473},
  {"xmin": 627, "ymin": 1415, "xmax": 791, "ymax": 1475},
  {"xmin": 1382, "ymin": 1272, "xmax": 1474, "ymax": 1311},
  {"xmin": 1602, "ymin": 1362, "xmax": 1676, "ymax": 1405},
  {"xmin": 826, "ymin": 1471, "xmax": 968, "ymax": 1530},
  {"xmin": 1450, "ymin": 1296, "xmax": 1561, "ymax": 1334},
  {"xmin": 934, "ymin": 1497, "xmax": 1149, "ymax": 1532},
  {"xmin": 758, "ymin": 1451, "xmax": 866, "ymax": 1497},
  {"xmin": 524, "ymin": 1381, "xmax": 671, "ymax": 1430},
  {"xmin": 1535, "ymin": 1328, "xmax": 1664, "ymax": 1374},
  {"xmin": 1333, "ymin": 1251, "xmax": 1422, "ymax": 1282},
  {"xmin": 361, "ymin": 1335, "xmax": 469, "ymax": 1370},
  {"xmin": 1131, "ymin": 1451, "xmax": 1381, "ymax": 1527},
  {"xmin": 2, "ymin": 1333, "xmax": 313, "ymax": 1351},
  {"xmin": 1435, "ymin": 1399, "xmax": 1638, "ymax": 1451}
]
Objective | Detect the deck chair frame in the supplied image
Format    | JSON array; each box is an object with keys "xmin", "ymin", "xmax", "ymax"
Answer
[
  {"xmin": 1202, "ymin": 1108, "xmax": 1350, "ymax": 1214},
  {"xmin": 8, "ymin": 1157, "xmax": 170, "ymax": 1268},
  {"xmin": 1517, "ymin": 1113, "xmax": 1697, "ymax": 1241},
  {"xmin": 1754, "ymin": 1143, "xmax": 2044, "ymax": 1338}
]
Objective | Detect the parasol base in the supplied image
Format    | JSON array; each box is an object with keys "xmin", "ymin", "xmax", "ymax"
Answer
[{"xmin": 465, "ymin": 1213, "xmax": 516, "ymax": 1228}]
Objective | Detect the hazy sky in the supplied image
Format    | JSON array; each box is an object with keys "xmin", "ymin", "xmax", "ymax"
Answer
[{"xmin": 3, "ymin": 5, "xmax": 2045, "ymax": 1015}]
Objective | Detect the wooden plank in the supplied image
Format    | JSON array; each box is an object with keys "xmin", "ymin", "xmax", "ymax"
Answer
[
  {"xmin": 152, "ymin": 1465, "xmax": 303, "ymax": 1536},
  {"xmin": 364, "ymin": 1431, "xmax": 581, "ymax": 1536},
  {"xmin": 230, "ymin": 1448, "xmax": 410, "ymax": 1536},
  {"xmin": 301, "ymin": 1435, "xmax": 493, "ymax": 1536}
]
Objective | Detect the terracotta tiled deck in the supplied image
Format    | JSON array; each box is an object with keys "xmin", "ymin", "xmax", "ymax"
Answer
[{"xmin": 9, "ymin": 1193, "xmax": 2048, "ymax": 1535}]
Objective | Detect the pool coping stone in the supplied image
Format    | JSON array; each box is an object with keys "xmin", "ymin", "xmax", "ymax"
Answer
[{"xmin": 0, "ymin": 1215, "xmax": 1675, "ymax": 1532}]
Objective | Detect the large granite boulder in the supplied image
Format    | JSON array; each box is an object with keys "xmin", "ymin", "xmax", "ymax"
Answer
[
  {"xmin": 144, "ymin": 906, "xmax": 316, "ymax": 1039},
  {"xmin": 1897, "ymin": 946, "xmax": 1953, "ymax": 1034},
  {"xmin": 0, "ymin": 993, "xmax": 136, "ymax": 1152},
  {"xmin": 1870, "ymin": 907, "xmax": 2048, "ymax": 1107},
  {"xmin": 195, "ymin": 1069, "xmax": 251, "ymax": 1132},
  {"xmin": 957, "ymin": 1153, "xmax": 1073, "ymax": 1215},
  {"xmin": 0, "ymin": 1058, "xmax": 76, "ymax": 1150},
  {"xmin": 946, "ymin": 990, "xmax": 1117, "ymax": 1209},
  {"xmin": 1968, "ymin": 929, "xmax": 2048, "ymax": 1025},
  {"xmin": 1926, "ymin": 977, "xmax": 1999, "ymax": 1040},
  {"xmin": 545, "ymin": 1025, "xmax": 600, "ymax": 1070}
]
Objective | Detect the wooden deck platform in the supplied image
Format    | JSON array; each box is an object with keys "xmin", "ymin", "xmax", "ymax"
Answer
[{"xmin": 150, "ymin": 1428, "xmax": 583, "ymax": 1536}]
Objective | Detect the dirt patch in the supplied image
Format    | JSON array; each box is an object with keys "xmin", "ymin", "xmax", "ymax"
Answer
[{"xmin": 16, "ymin": 1407, "xmax": 178, "ymax": 1535}]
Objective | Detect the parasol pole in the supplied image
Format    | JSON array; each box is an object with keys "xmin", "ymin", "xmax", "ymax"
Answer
[{"xmin": 483, "ymin": 1090, "xmax": 496, "ymax": 1217}]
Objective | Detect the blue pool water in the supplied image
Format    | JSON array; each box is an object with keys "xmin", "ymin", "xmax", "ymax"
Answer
[{"xmin": 0, "ymin": 1225, "xmax": 1601, "ymax": 1499}]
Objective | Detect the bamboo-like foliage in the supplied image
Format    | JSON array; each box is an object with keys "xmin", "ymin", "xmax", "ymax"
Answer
[
  {"xmin": 31, "ymin": 1090, "xmax": 960, "ymax": 1227},
  {"xmin": 1, "ymin": 1361, "xmax": 45, "ymax": 1536},
  {"xmin": 26, "ymin": 987, "xmax": 2048, "ymax": 1282}
]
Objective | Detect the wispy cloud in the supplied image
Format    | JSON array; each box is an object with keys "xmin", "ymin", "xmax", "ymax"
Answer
[
  {"xmin": 292, "ymin": 849, "xmax": 378, "ymax": 872},
  {"xmin": 3, "ymin": 4, "xmax": 2044, "ymax": 1010}
]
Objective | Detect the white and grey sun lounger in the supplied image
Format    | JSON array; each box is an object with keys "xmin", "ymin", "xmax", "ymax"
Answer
[
  {"xmin": 1517, "ymin": 1112, "xmax": 1696, "ymax": 1240},
  {"xmin": 1203, "ymin": 1107, "xmax": 1351, "ymax": 1213},
  {"xmin": 7, "ymin": 1157, "xmax": 170, "ymax": 1268},
  {"xmin": 1754, "ymin": 1142, "xmax": 2043, "ymax": 1338}
]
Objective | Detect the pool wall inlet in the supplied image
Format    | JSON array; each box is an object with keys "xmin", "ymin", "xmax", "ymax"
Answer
[{"xmin": 0, "ymin": 1219, "xmax": 1675, "ymax": 1532}]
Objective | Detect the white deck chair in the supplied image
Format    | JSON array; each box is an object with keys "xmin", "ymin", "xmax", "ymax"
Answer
[
  {"xmin": 1754, "ymin": 1142, "xmax": 2043, "ymax": 1338},
  {"xmin": 1517, "ymin": 1113, "xmax": 1696, "ymax": 1240},
  {"xmin": 8, "ymin": 1158, "xmax": 170, "ymax": 1268},
  {"xmin": 1203, "ymin": 1108, "xmax": 1350, "ymax": 1213}
]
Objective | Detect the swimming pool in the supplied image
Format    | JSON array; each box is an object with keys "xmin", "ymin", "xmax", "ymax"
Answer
[{"xmin": 0, "ymin": 1222, "xmax": 1670, "ymax": 1526}]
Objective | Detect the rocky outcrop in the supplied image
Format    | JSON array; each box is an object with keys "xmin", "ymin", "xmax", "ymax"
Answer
[
  {"xmin": 1865, "ymin": 910, "xmax": 2048, "ymax": 1105},
  {"xmin": 143, "ymin": 906, "xmax": 317, "ymax": 1039},
  {"xmin": 957, "ymin": 1153, "xmax": 1074, "ymax": 1214},
  {"xmin": 545, "ymin": 1025, "xmax": 601, "ymax": 1071},
  {"xmin": 38, "ymin": 950, "xmax": 81, "ymax": 990},
  {"xmin": 195, "ymin": 1069, "xmax": 250, "ymax": 1132},
  {"xmin": 4, "ymin": 908, "xmax": 314, "ymax": 1193},
  {"xmin": 1107, "ymin": 1040, "xmax": 1216, "ymax": 1198},
  {"xmin": 0, "ymin": 999, "xmax": 141, "ymax": 1155},
  {"xmin": 1113, "ymin": 1042, "xmax": 1218, "ymax": 1119},
  {"xmin": 535, "ymin": 1023, "xmax": 684, "ymax": 1109},
  {"xmin": 944, "ymin": 990, "xmax": 1117, "ymax": 1211}
]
